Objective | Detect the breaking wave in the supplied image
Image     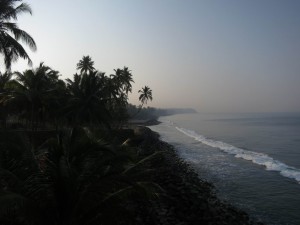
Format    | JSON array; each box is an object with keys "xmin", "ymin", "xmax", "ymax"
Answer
[{"xmin": 176, "ymin": 127, "xmax": 300, "ymax": 183}]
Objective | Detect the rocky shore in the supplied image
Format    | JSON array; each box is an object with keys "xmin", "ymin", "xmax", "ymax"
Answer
[
  {"xmin": 0, "ymin": 124, "xmax": 265, "ymax": 225},
  {"xmin": 125, "ymin": 125, "xmax": 264, "ymax": 225}
]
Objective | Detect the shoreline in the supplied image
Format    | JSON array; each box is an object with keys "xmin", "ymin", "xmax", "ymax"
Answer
[
  {"xmin": 0, "ymin": 122, "xmax": 264, "ymax": 224},
  {"xmin": 127, "ymin": 119, "xmax": 161, "ymax": 127},
  {"xmin": 129, "ymin": 125, "xmax": 264, "ymax": 225}
]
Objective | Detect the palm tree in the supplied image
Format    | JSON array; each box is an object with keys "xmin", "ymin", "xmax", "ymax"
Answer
[
  {"xmin": 111, "ymin": 67, "xmax": 134, "ymax": 95},
  {"xmin": 0, "ymin": 71, "xmax": 12, "ymax": 91},
  {"xmin": 10, "ymin": 63, "xmax": 62, "ymax": 129},
  {"xmin": 0, "ymin": 127, "xmax": 162, "ymax": 225},
  {"xmin": 0, "ymin": 71, "xmax": 13, "ymax": 127},
  {"xmin": 0, "ymin": 0, "xmax": 37, "ymax": 70},
  {"xmin": 129, "ymin": 86, "xmax": 153, "ymax": 119},
  {"xmin": 138, "ymin": 86, "xmax": 153, "ymax": 107},
  {"xmin": 65, "ymin": 71, "xmax": 110, "ymax": 126},
  {"xmin": 76, "ymin": 55, "xmax": 95, "ymax": 74},
  {"xmin": 106, "ymin": 67, "xmax": 134, "ymax": 126}
]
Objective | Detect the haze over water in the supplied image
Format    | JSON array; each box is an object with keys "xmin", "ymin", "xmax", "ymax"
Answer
[{"xmin": 151, "ymin": 112, "xmax": 300, "ymax": 225}]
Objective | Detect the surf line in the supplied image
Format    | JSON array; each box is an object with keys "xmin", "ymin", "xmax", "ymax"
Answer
[{"xmin": 175, "ymin": 126, "xmax": 300, "ymax": 184}]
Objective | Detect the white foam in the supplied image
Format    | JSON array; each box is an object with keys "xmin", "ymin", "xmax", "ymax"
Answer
[{"xmin": 176, "ymin": 127, "xmax": 300, "ymax": 184}]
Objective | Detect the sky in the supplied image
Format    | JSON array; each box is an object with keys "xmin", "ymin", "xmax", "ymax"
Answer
[{"xmin": 5, "ymin": 0, "xmax": 300, "ymax": 113}]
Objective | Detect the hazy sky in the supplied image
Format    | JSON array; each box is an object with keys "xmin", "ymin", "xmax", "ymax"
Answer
[{"xmin": 7, "ymin": 0, "xmax": 300, "ymax": 113}]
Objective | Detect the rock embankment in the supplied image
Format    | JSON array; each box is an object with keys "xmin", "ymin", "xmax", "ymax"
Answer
[{"xmin": 127, "ymin": 126, "xmax": 264, "ymax": 225}]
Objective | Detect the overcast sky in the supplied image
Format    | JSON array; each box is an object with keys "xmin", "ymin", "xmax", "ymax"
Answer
[{"xmin": 8, "ymin": 0, "xmax": 300, "ymax": 113}]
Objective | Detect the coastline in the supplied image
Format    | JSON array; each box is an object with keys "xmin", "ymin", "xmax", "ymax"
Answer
[
  {"xmin": 128, "ymin": 124, "xmax": 264, "ymax": 225},
  {"xmin": 127, "ymin": 119, "xmax": 162, "ymax": 127},
  {"xmin": 0, "ymin": 121, "xmax": 265, "ymax": 224}
]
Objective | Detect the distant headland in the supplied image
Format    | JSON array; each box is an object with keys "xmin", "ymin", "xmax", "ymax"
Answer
[
  {"xmin": 156, "ymin": 108, "xmax": 198, "ymax": 116},
  {"xmin": 127, "ymin": 105, "xmax": 197, "ymax": 121}
]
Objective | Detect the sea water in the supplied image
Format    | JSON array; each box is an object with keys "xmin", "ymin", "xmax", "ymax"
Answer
[{"xmin": 150, "ymin": 113, "xmax": 300, "ymax": 225}]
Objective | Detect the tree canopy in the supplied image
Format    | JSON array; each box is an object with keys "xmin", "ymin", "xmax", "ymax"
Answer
[{"xmin": 0, "ymin": 56, "xmax": 153, "ymax": 130}]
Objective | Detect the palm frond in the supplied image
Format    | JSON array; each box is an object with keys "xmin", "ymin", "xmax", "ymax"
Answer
[
  {"xmin": 123, "ymin": 151, "xmax": 163, "ymax": 175},
  {"xmin": 1, "ymin": 2, "xmax": 32, "ymax": 20},
  {"xmin": 1, "ymin": 32, "xmax": 32, "ymax": 68},
  {"xmin": 0, "ymin": 1, "xmax": 35, "ymax": 69}
]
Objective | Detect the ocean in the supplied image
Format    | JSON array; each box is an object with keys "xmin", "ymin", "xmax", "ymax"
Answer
[{"xmin": 150, "ymin": 112, "xmax": 300, "ymax": 225}]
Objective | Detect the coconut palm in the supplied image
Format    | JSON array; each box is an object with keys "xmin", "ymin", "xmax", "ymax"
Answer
[
  {"xmin": 0, "ymin": 71, "xmax": 13, "ymax": 127},
  {"xmin": 65, "ymin": 71, "xmax": 110, "ymax": 126},
  {"xmin": 107, "ymin": 67, "xmax": 134, "ymax": 125},
  {"xmin": 0, "ymin": 127, "xmax": 162, "ymax": 225},
  {"xmin": 111, "ymin": 67, "xmax": 134, "ymax": 95},
  {"xmin": 0, "ymin": 0, "xmax": 37, "ymax": 70},
  {"xmin": 10, "ymin": 63, "xmax": 63, "ymax": 129},
  {"xmin": 43, "ymin": 74, "xmax": 67, "ymax": 129},
  {"xmin": 138, "ymin": 86, "xmax": 153, "ymax": 106},
  {"xmin": 0, "ymin": 71, "xmax": 12, "ymax": 91},
  {"xmin": 76, "ymin": 55, "xmax": 95, "ymax": 74}
]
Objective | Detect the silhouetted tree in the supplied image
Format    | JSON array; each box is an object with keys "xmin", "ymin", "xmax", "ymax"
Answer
[
  {"xmin": 112, "ymin": 67, "xmax": 134, "ymax": 95},
  {"xmin": 108, "ymin": 67, "xmax": 134, "ymax": 125},
  {"xmin": 0, "ymin": 0, "xmax": 36, "ymax": 70},
  {"xmin": 138, "ymin": 86, "xmax": 153, "ymax": 107},
  {"xmin": 76, "ymin": 55, "xmax": 95, "ymax": 74},
  {"xmin": 0, "ymin": 55, "xmax": 146, "ymax": 129},
  {"xmin": 0, "ymin": 71, "xmax": 13, "ymax": 127},
  {"xmin": 10, "ymin": 63, "xmax": 62, "ymax": 129},
  {"xmin": 65, "ymin": 70, "xmax": 110, "ymax": 126}
]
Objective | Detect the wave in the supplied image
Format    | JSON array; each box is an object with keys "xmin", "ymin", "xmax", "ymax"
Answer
[{"xmin": 176, "ymin": 127, "xmax": 300, "ymax": 184}]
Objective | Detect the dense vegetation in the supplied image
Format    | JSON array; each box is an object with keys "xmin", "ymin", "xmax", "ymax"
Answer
[
  {"xmin": 127, "ymin": 105, "xmax": 197, "ymax": 121},
  {"xmin": 0, "ymin": 1, "xmax": 264, "ymax": 225},
  {"xmin": 0, "ymin": 127, "xmax": 164, "ymax": 225},
  {"xmin": 0, "ymin": 1, "xmax": 159, "ymax": 224},
  {"xmin": 0, "ymin": 59, "xmax": 154, "ymax": 130},
  {"xmin": 0, "ymin": 52, "xmax": 158, "ymax": 225}
]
